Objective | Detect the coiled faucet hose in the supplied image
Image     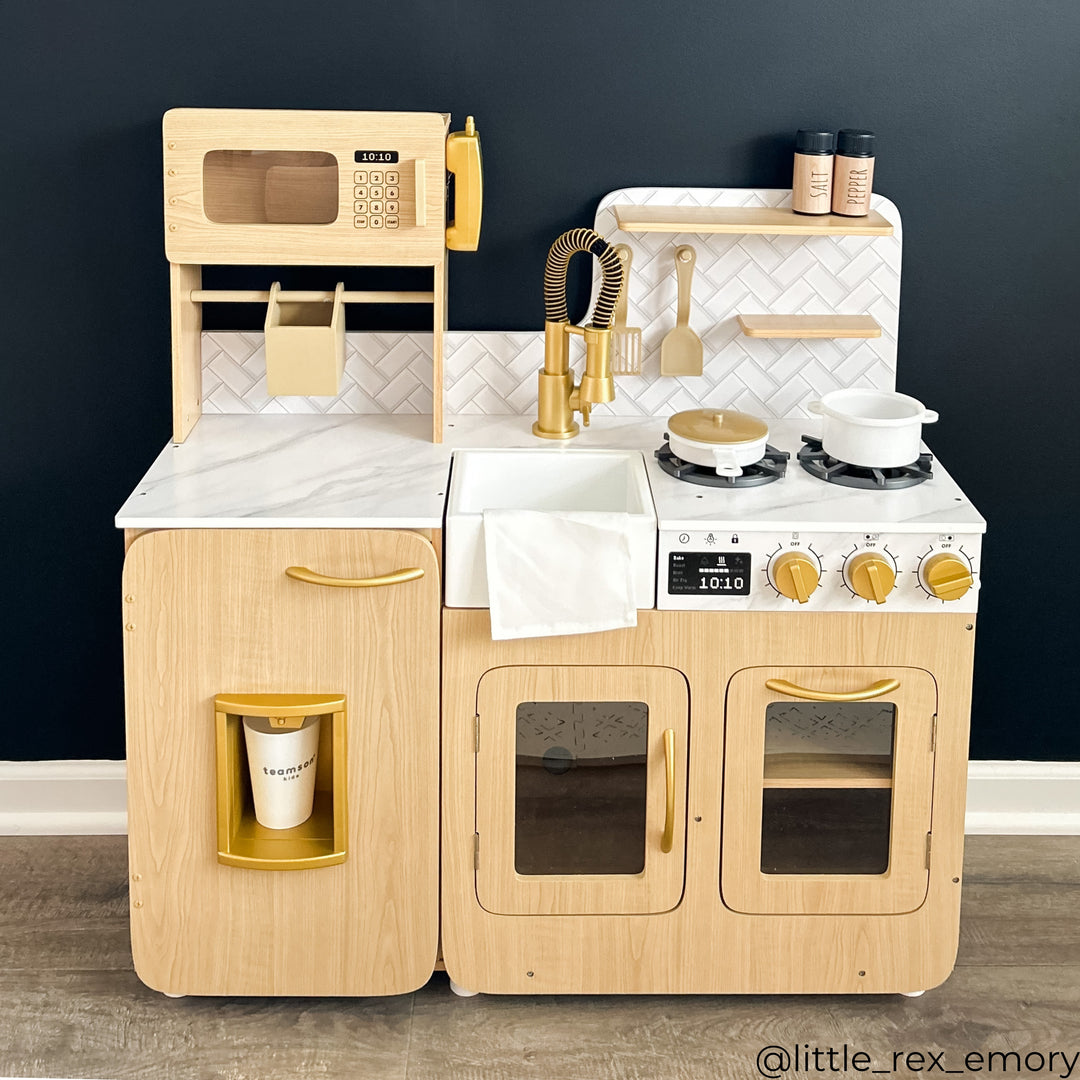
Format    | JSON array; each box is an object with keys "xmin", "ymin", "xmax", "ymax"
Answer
[{"xmin": 543, "ymin": 227, "xmax": 624, "ymax": 331}]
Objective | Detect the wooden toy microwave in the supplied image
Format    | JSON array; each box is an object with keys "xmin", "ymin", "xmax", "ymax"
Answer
[{"xmin": 162, "ymin": 108, "xmax": 482, "ymax": 266}]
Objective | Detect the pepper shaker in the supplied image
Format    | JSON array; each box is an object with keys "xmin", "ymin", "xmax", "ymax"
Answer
[
  {"xmin": 791, "ymin": 130, "xmax": 835, "ymax": 215},
  {"xmin": 832, "ymin": 129, "xmax": 875, "ymax": 216}
]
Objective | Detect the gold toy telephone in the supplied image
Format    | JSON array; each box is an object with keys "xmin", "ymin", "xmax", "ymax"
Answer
[{"xmin": 445, "ymin": 115, "xmax": 483, "ymax": 251}]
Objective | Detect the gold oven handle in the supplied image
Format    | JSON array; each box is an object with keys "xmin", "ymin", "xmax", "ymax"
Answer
[
  {"xmin": 765, "ymin": 677, "xmax": 900, "ymax": 702},
  {"xmin": 661, "ymin": 728, "xmax": 676, "ymax": 854},
  {"xmin": 285, "ymin": 566, "xmax": 425, "ymax": 588}
]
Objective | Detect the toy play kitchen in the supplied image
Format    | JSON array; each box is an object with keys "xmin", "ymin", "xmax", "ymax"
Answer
[{"xmin": 118, "ymin": 110, "xmax": 984, "ymax": 1000}]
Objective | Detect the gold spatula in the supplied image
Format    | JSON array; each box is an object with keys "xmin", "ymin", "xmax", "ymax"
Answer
[
  {"xmin": 660, "ymin": 245, "xmax": 703, "ymax": 376},
  {"xmin": 611, "ymin": 244, "xmax": 642, "ymax": 375}
]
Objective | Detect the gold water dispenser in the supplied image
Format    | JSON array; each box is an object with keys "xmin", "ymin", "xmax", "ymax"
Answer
[{"xmin": 215, "ymin": 693, "xmax": 348, "ymax": 870}]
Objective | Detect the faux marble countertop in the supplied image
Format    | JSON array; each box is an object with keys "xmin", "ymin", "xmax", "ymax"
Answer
[
  {"xmin": 115, "ymin": 414, "xmax": 663, "ymax": 530},
  {"xmin": 115, "ymin": 413, "xmax": 986, "ymax": 534}
]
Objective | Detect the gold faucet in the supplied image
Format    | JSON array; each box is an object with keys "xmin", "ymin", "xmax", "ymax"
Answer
[{"xmin": 533, "ymin": 228, "xmax": 625, "ymax": 440}]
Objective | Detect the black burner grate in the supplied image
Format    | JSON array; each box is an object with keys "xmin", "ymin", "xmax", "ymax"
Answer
[
  {"xmin": 655, "ymin": 437, "xmax": 789, "ymax": 488},
  {"xmin": 797, "ymin": 435, "xmax": 933, "ymax": 489}
]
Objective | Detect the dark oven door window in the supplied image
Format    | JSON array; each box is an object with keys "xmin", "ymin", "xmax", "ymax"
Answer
[
  {"xmin": 475, "ymin": 666, "xmax": 689, "ymax": 916},
  {"xmin": 721, "ymin": 666, "xmax": 937, "ymax": 916}
]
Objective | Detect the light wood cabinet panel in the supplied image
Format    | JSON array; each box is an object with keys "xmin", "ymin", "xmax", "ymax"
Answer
[
  {"xmin": 721, "ymin": 665, "xmax": 937, "ymax": 916},
  {"xmin": 442, "ymin": 609, "xmax": 975, "ymax": 995},
  {"xmin": 123, "ymin": 529, "xmax": 439, "ymax": 996},
  {"xmin": 475, "ymin": 665, "xmax": 689, "ymax": 916}
]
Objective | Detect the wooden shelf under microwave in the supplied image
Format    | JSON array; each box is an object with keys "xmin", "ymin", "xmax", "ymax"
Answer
[
  {"xmin": 613, "ymin": 204, "xmax": 894, "ymax": 237},
  {"xmin": 736, "ymin": 314, "xmax": 882, "ymax": 339},
  {"xmin": 763, "ymin": 753, "xmax": 893, "ymax": 789}
]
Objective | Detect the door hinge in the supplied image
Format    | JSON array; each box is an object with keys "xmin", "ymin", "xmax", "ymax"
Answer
[
  {"xmin": 930, "ymin": 713, "xmax": 938, "ymax": 752},
  {"xmin": 473, "ymin": 832, "xmax": 480, "ymax": 870},
  {"xmin": 474, "ymin": 713, "xmax": 480, "ymax": 754},
  {"xmin": 925, "ymin": 832, "xmax": 933, "ymax": 869}
]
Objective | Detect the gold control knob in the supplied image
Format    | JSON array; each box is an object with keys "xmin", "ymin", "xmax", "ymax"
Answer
[
  {"xmin": 846, "ymin": 552, "xmax": 896, "ymax": 605},
  {"xmin": 771, "ymin": 551, "xmax": 820, "ymax": 604},
  {"xmin": 921, "ymin": 553, "xmax": 974, "ymax": 601}
]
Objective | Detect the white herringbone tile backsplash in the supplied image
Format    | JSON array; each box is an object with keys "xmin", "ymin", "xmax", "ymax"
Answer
[
  {"xmin": 202, "ymin": 187, "xmax": 901, "ymax": 420},
  {"xmin": 580, "ymin": 187, "xmax": 901, "ymax": 419},
  {"xmin": 202, "ymin": 331, "xmax": 435, "ymax": 415}
]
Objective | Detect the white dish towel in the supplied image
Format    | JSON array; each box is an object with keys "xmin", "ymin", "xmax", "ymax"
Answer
[{"xmin": 483, "ymin": 509, "xmax": 638, "ymax": 640}]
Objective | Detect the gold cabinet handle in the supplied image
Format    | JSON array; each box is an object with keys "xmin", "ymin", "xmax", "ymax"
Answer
[
  {"xmin": 661, "ymin": 728, "xmax": 676, "ymax": 854},
  {"xmin": 285, "ymin": 566, "xmax": 424, "ymax": 588},
  {"xmin": 765, "ymin": 677, "xmax": 900, "ymax": 702}
]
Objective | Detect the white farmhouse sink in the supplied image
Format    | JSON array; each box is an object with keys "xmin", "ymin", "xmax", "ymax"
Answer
[{"xmin": 444, "ymin": 449, "xmax": 657, "ymax": 608}]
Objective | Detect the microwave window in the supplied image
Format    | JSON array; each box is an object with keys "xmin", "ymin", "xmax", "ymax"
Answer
[{"xmin": 203, "ymin": 150, "xmax": 339, "ymax": 224}]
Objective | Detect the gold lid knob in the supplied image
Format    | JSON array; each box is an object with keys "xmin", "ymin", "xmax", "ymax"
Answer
[
  {"xmin": 922, "ymin": 553, "xmax": 974, "ymax": 601},
  {"xmin": 771, "ymin": 551, "xmax": 820, "ymax": 604},
  {"xmin": 846, "ymin": 552, "xmax": 896, "ymax": 605}
]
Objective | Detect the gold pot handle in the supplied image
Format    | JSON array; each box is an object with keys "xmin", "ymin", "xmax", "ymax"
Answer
[
  {"xmin": 765, "ymin": 677, "xmax": 900, "ymax": 702},
  {"xmin": 661, "ymin": 728, "xmax": 676, "ymax": 854},
  {"xmin": 285, "ymin": 566, "xmax": 425, "ymax": 588}
]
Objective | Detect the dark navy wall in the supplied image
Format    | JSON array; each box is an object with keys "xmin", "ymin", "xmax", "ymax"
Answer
[{"xmin": 2, "ymin": 0, "xmax": 1078, "ymax": 759}]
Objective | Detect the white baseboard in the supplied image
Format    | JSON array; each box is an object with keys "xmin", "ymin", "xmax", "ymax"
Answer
[
  {"xmin": 0, "ymin": 761, "xmax": 127, "ymax": 835},
  {"xmin": 1, "ymin": 760, "xmax": 1078, "ymax": 836},
  {"xmin": 965, "ymin": 761, "xmax": 1080, "ymax": 834}
]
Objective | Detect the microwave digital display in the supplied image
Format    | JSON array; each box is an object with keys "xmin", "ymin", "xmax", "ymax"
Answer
[
  {"xmin": 668, "ymin": 552, "xmax": 752, "ymax": 595},
  {"xmin": 354, "ymin": 150, "xmax": 399, "ymax": 164}
]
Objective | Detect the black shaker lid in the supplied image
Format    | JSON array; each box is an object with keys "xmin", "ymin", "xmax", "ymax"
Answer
[
  {"xmin": 837, "ymin": 129, "xmax": 875, "ymax": 156},
  {"xmin": 795, "ymin": 129, "xmax": 836, "ymax": 154}
]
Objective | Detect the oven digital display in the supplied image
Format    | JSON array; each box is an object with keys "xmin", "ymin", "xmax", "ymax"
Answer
[
  {"xmin": 354, "ymin": 150, "xmax": 399, "ymax": 163},
  {"xmin": 668, "ymin": 552, "xmax": 752, "ymax": 595}
]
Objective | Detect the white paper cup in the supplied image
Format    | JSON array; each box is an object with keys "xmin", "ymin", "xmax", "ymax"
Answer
[{"xmin": 243, "ymin": 715, "xmax": 321, "ymax": 829}]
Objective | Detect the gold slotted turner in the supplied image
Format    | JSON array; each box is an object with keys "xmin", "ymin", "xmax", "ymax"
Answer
[
  {"xmin": 611, "ymin": 244, "xmax": 642, "ymax": 375},
  {"xmin": 660, "ymin": 244, "xmax": 703, "ymax": 376}
]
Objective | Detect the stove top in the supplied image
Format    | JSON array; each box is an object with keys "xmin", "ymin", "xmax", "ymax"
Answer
[
  {"xmin": 650, "ymin": 419, "xmax": 985, "ymax": 613},
  {"xmin": 646, "ymin": 419, "xmax": 984, "ymax": 535}
]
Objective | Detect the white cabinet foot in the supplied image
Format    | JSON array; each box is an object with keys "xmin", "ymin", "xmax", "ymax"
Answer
[
  {"xmin": 162, "ymin": 992, "xmax": 186, "ymax": 998},
  {"xmin": 449, "ymin": 979, "xmax": 479, "ymax": 998},
  {"xmin": 900, "ymin": 990, "xmax": 925, "ymax": 997}
]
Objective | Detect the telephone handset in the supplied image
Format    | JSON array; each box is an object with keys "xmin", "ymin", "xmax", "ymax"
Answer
[{"xmin": 445, "ymin": 116, "xmax": 483, "ymax": 251}]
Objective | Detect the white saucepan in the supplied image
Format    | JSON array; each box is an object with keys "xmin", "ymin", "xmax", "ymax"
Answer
[
  {"xmin": 807, "ymin": 389, "xmax": 938, "ymax": 469},
  {"xmin": 666, "ymin": 408, "xmax": 769, "ymax": 476}
]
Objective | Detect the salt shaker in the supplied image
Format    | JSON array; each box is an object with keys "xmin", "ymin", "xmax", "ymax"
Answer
[{"xmin": 791, "ymin": 130, "xmax": 836, "ymax": 215}]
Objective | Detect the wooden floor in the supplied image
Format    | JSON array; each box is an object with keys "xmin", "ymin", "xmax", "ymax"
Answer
[{"xmin": 1, "ymin": 835, "xmax": 1078, "ymax": 1079}]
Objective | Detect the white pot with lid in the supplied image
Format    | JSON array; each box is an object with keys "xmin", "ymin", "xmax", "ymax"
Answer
[
  {"xmin": 807, "ymin": 389, "xmax": 939, "ymax": 468},
  {"xmin": 666, "ymin": 408, "xmax": 769, "ymax": 476}
]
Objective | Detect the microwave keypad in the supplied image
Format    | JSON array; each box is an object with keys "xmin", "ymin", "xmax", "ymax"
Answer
[{"xmin": 352, "ymin": 171, "xmax": 402, "ymax": 228}]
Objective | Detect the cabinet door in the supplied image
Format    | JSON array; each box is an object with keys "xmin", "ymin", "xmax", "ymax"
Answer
[
  {"xmin": 123, "ymin": 529, "xmax": 439, "ymax": 996},
  {"xmin": 475, "ymin": 665, "xmax": 689, "ymax": 916},
  {"xmin": 721, "ymin": 666, "xmax": 937, "ymax": 916}
]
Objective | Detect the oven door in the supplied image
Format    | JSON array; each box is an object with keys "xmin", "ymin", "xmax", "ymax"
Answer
[
  {"xmin": 475, "ymin": 665, "xmax": 689, "ymax": 916},
  {"xmin": 721, "ymin": 665, "xmax": 937, "ymax": 916}
]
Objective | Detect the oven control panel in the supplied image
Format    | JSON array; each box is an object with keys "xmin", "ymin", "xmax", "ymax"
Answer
[{"xmin": 657, "ymin": 529, "xmax": 982, "ymax": 612}]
